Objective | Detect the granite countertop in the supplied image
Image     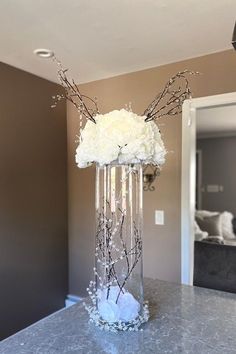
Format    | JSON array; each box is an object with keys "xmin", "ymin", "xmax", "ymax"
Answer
[{"xmin": 1, "ymin": 278, "xmax": 236, "ymax": 354}]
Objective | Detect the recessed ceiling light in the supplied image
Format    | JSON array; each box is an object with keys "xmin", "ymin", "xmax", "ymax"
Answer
[{"xmin": 33, "ymin": 48, "xmax": 54, "ymax": 58}]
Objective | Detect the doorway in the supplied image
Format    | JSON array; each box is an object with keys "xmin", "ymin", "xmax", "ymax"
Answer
[{"xmin": 181, "ymin": 92, "xmax": 236, "ymax": 285}]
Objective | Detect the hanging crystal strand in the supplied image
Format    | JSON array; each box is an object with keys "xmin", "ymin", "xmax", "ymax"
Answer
[
  {"xmin": 74, "ymin": 107, "xmax": 84, "ymax": 144},
  {"xmin": 78, "ymin": 103, "xmax": 84, "ymax": 143},
  {"xmin": 87, "ymin": 163, "xmax": 149, "ymax": 332},
  {"xmin": 79, "ymin": 113, "xmax": 83, "ymax": 143}
]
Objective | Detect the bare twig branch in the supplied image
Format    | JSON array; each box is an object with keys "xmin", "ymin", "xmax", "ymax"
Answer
[
  {"xmin": 143, "ymin": 70, "xmax": 199, "ymax": 122},
  {"xmin": 51, "ymin": 55, "xmax": 99, "ymax": 124}
]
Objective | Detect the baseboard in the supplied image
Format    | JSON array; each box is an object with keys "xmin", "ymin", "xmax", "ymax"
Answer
[{"xmin": 65, "ymin": 294, "xmax": 83, "ymax": 308}]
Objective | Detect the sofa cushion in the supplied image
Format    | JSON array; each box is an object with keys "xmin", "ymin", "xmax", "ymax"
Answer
[
  {"xmin": 195, "ymin": 210, "xmax": 236, "ymax": 240},
  {"xmin": 196, "ymin": 214, "xmax": 222, "ymax": 236},
  {"xmin": 221, "ymin": 211, "xmax": 235, "ymax": 240}
]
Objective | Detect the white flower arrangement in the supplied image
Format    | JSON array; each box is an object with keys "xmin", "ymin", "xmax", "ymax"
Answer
[{"xmin": 75, "ymin": 109, "xmax": 166, "ymax": 168}]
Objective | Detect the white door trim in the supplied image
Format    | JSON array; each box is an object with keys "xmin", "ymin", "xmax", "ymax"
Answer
[{"xmin": 181, "ymin": 92, "xmax": 236, "ymax": 285}]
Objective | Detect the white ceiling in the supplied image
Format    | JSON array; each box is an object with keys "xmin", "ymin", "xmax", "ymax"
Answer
[
  {"xmin": 0, "ymin": 0, "xmax": 235, "ymax": 84},
  {"xmin": 197, "ymin": 104, "xmax": 236, "ymax": 137}
]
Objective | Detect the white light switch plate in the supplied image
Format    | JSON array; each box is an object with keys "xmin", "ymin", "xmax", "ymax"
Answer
[{"xmin": 155, "ymin": 210, "xmax": 164, "ymax": 225}]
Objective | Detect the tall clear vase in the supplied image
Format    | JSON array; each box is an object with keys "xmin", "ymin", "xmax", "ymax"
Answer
[{"xmin": 86, "ymin": 163, "xmax": 149, "ymax": 332}]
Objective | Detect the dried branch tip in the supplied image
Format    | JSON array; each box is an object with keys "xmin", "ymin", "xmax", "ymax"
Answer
[
  {"xmin": 51, "ymin": 54, "xmax": 99, "ymax": 124},
  {"xmin": 144, "ymin": 70, "xmax": 200, "ymax": 122}
]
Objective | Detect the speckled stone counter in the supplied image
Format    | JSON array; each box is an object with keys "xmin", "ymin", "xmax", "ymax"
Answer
[{"xmin": 1, "ymin": 278, "xmax": 236, "ymax": 354}]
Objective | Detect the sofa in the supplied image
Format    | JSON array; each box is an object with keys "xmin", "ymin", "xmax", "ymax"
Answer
[{"xmin": 194, "ymin": 240, "xmax": 236, "ymax": 294}]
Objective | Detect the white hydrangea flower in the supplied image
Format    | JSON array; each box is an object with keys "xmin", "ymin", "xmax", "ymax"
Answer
[{"xmin": 75, "ymin": 109, "xmax": 166, "ymax": 167}]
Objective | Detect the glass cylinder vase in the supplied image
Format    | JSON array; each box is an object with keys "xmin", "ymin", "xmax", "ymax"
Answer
[{"xmin": 86, "ymin": 163, "xmax": 149, "ymax": 331}]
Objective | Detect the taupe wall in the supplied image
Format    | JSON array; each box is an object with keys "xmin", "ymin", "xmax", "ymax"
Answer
[
  {"xmin": 197, "ymin": 136, "xmax": 236, "ymax": 215},
  {"xmin": 0, "ymin": 62, "xmax": 68, "ymax": 339},
  {"xmin": 68, "ymin": 49, "xmax": 236, "ymax": 296}
]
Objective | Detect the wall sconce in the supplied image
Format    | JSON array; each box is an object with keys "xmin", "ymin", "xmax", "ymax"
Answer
[{"xmin": 143, "ymin": 165, "xmax": 160, "ymax": 191}]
